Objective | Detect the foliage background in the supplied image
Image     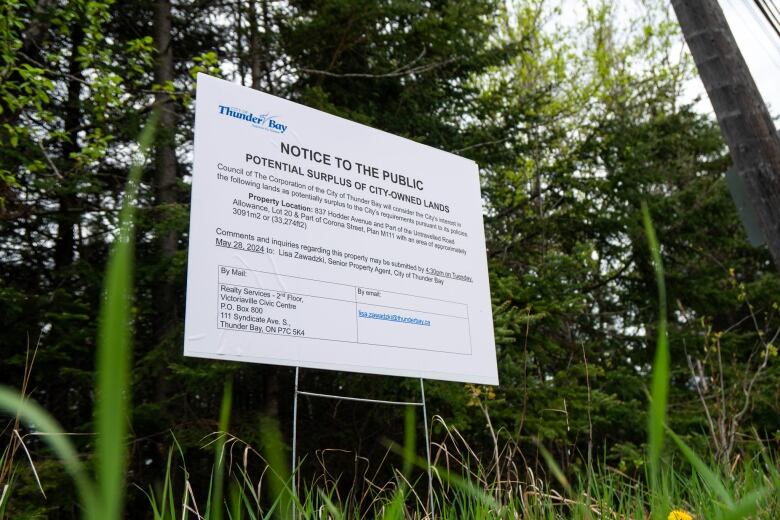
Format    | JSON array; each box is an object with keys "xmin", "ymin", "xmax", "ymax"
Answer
[{"xmin": 1, "ymin": 0, "xmax": 778, "ymax": 517}]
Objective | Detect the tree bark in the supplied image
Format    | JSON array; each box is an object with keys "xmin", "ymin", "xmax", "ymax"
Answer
[
  {"xmin": 261, "ymin": 0, "xmax": 274, "ymax": 93},
  {"xmin": 153, "ymin": 0, "xmax": 177, "ymax": 325},
  {"xmin": 671, "ymin": 0, "xmax": 780, "ymax": 271},
  {"xmin": 247, "ymin": 0, "xmax": 281, "ymax": 419},
  {"xmin": 247, "ymin": 0, "xmax": 274, "ymax": 92},
  {"xmin": 249, "ymin": 0, "xmax": 262, "ymax": 90},
  {"xmin": 54, "ymin": 22, "xmax": 84, "ymax": 270},
  {"xmin": 153, "ymin": 0, "xmax": 177, "ymax": 413}
]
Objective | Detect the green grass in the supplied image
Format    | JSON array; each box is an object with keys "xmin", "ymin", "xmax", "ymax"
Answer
[
  {"xmin": 136, "ymin": 431, "xmax": 778, "ymax": 519},
  {"xmin": 0, "ymin": 139, "xmax": 778, "ymax": 520},
  {"xmin": 643, "ymin": 201, "xmax": 670, "ymax": 520}
]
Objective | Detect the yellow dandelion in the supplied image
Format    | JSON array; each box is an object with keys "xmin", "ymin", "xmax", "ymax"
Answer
[{"xmin": 668, "ymin": 510, "xmax": 693, "ymax": 520}]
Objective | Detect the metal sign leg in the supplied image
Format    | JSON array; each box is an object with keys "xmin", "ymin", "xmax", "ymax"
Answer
[
  {"xmin": 289, "ymin": 370, "xmax": 435, "ymax": 519},
  {"xmin": 291, "ymin": 366, "xmax": 300, "ymax": 516},
  {"xmin": 420, "ymin": 378, "xmax": 434, "ymax": 519}
]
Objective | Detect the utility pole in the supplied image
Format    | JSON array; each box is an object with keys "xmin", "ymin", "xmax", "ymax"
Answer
[{"xmin": 671, "ymin": 0, "xmax": 780, "ymax": 272}]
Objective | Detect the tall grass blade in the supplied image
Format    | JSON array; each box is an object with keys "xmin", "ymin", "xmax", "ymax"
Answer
[
  {"xmin": 259, "ymin": 416, "xmax": 291, "ymax": 518},
  {"xmin": 642, "ymin": 202, "xmax": 669, "ymax": 520},
  {"xmin": 236, "ymin": 473, "xmax": 259, "ymax": 520},
  {"xmin": 154, "ymin": 444, "xmax": 175, "ymax": 520},
  {"xmin": 211, "ymin": 377, "xmax": 233, "ymax": 520},
  {"xmin": 228, "ymin": 481, "xmax": 242, "ymax": 520},
  {"xmin": 95, "ymin": 114, "xmax": 157, "ymax": 519},
  {"xmin": 0, "ymin": 478, "xmax": 10, "ymax": 518},
  {"xmin": 385, "ymin": 438, "xmax": 501, "ymax": 512},
  {"xmin": 383, "ymin": 407, "xmax": 418, "ymax": 520},
  {"xmin": 718, "ymin": 488, "xmax": 772, "ymax": 520},
  {"xmin": 0, "ymin": 387, "xmax": 98, "ymax": 517},
  {"xmin": 402, "ymin": 405, "xmax": 416, "ymax": 478},
  {"xmin": 317, "ymin": 489, "xmax": 344, "ymax": 520},
  {"xmin": 536, "ymin": 440, "xmax": 573, "ymax": 496},
  {"xmin": 666, "ymin": 429, "xmax": 734, "ymax": 508}
]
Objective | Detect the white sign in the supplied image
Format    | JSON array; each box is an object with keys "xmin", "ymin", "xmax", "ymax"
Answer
[{"xmin": 184, "ymin": 73, "xmax": 498, "ymax": 384}]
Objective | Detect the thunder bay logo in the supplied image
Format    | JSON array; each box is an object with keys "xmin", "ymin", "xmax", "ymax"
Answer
[{"xmin": 217, "ymin": 105, "xmax": 288, "ymax": 133}]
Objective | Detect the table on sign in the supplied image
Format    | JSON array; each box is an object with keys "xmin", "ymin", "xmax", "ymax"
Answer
[{"xmin": 217, "ymin": 265, "xmax": 471, "ymax": 355}]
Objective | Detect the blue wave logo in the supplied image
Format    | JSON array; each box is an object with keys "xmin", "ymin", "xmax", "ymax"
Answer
[{"xmin": 217, "ymin": 105, "xmax": 287, "ymax": 133}]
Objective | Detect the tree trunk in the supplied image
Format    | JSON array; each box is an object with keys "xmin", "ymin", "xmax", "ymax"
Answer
[
  {"xmin": 153, "ymin": 0, "xmax": 177, "ymax": 326},
  {"xmin": 247, "ymin": 0, "xmax": 274, "ymax": 92},
  {"xmin": 261, "ymin": 0, "xmax": 274, "ymax": 92},
  {"xmin": 247, "ymin": 0, "xmax": 281, "ymax": 419},
  {"xmin": 249, "ymin": 0, "xmax": 262, "ymax": 90},
  {"xmin": 54, "ymin": 22, "xmax": 84, "ymax": 270},
  {"xmin": 153, "ymin": 0, "xmax": 177, "ymax": 415}
]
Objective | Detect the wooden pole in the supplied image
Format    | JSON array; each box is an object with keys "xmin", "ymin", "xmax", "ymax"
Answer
[{"xmin": 671, "ymin": 0, "xmax": 780, "ymax": 271}]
